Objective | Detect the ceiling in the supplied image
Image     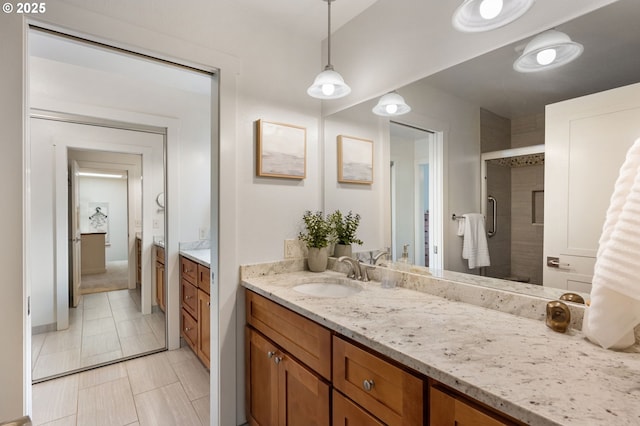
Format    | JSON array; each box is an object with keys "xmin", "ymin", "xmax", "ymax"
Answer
[
  {"xmin": 233, "ymin": 0, "xmax": 380, "ymax": 40},
  {"xmin": 420, "ymin": 0, "xmax": 640, "ymax": 119}
]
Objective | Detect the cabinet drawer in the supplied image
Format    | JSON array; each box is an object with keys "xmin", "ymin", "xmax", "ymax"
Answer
[
  {"xmin": 333, "ymin": 390, "xmax": 384, "ymax": 426},
  {"xmin": 245, "ymin": 290, "xmax": 332, "ymax": 380},
  {"xmin": 181, "ymin": 308, "xmax": 198, "ymax": 350},
  {"xmin": 180, "ymin": 256, "xmax": 197, "ymax": 284},
  {"xmin": 333, "ymin": 336, "xmax": 424, "ymax": 425},
  {"xmin": 155, "ymin": 246, "xmax": 165, "ymax": 264},
  {"xmin": 430, "ymin": 382, "xmax": 521, "ymax": 426},
  {"xmin": 181, "ymin": 279, "xmax": 198, "ymax": 318},
  {"xmin": 198, "ymin": 264, "xmax": 210, "ymax": 294}
]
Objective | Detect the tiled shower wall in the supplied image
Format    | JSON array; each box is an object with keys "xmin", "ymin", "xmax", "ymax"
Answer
[
  {"xmin": 480, "ymin": 109, "xmax": 545, "ymax": 284},
  {"xmin": 511, "ymin": 115, "xmax": 545, "ymax": 284}
]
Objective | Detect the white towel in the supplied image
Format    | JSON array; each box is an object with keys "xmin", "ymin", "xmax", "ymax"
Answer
[
  {"xmin": 459, "ymin": 213, "xmax": 491, "ymax": 269},
  {"xmin": 583, "ymin": 138, "xmax": 640, "ymax": 350}
]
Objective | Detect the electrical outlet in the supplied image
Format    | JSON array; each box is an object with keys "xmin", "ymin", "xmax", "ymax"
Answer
[{"xmin": 199, "ymin": 227, "xmax": 209, "ymax": 240}]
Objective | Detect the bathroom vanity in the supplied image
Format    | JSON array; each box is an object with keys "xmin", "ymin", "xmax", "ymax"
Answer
[
  {"xmin": 241, "ymin": 262, "xmax": 640, "ymax": 425},
  {"xmin": 179, "ymin": 248, "xmax": 211, "ymax": 368}
]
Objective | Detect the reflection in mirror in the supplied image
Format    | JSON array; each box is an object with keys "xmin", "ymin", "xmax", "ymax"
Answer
[
  {"xmin": 390, "ymin": 122, "xmax": 435, "ymax": 266},
  {"xmin": 324, "ymin": 0, "xmax": 640, "ymax": 300},
  {"xmin": 28, "ymin": 27, "xmax": 215, "ymax": 382}
]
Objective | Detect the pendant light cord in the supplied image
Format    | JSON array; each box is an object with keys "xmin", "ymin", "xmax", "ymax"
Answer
[{"xmin": 326, "ymin": 0, "xmax": 333, "ymax": 70}]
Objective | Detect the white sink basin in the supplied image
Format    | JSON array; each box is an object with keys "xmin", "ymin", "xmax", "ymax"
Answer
[{"xmin": 292, "ymin": 282, "xmax": 361, "ymax": 298}]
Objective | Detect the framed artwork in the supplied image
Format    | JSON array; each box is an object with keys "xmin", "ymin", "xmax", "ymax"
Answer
[
  {"xmin": 256, "ymin": 119, "xmax": 307, "ymax": 179},
  {"xmin": 338, "ymin": 135, "xmax": 373, "ymax": 184},
  {"xmin": 88, "ymin": 202, "xmax": 110, "ymax": 242}
]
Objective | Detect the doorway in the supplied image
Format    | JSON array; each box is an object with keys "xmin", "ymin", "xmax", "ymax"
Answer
[
  {"xmin": 389, "ymin": 122, "xmax": 440, "ymax": 267},
  {"xmin": 481, "ymin": 145, "xmax": 545, "ymax": 284}
]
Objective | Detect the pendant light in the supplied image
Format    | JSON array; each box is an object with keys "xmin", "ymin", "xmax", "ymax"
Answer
[
  {"xmin": 372, "ymin": 92, "xmax": 411, "ymax": 117},
  {"xmin": 307, "ymin": 0, "xmax": 351, "ymax": 99},
  {"xmin": 452, "ymin": 0, "xmax": 535, "ymax": 32},
  {"xmin": 513, "ymin": 30, "xmax": 583, "ymax": 73}
]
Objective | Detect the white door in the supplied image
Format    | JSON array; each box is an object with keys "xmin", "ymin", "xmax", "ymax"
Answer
[
  {"xmin": 544, "ymin": 82, "xmax": 640, "ymax": 292},
  {"xmin": 71, "ymin": 160, "xmax": 82, "ymax": 308}
]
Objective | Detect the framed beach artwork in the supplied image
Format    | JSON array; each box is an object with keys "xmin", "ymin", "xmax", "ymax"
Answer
[
  {"xmin": 256, "ymin": 119, "xmax": 307, "ymax": 179},
  {"xmin": 338, "ymin": 135, "xmax": 373, "ymax": 184}
]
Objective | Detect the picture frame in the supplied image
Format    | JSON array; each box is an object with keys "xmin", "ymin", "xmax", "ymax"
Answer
[
  {"xmin": 256, "ymin": 119, "xmax": 307, "ymax": 179},
  {"xmin": 337, "ymin": 135, "xmax": 373, "ymax": 184}
]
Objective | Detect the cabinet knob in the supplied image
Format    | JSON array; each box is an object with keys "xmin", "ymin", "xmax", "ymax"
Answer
[
  {"xmin": 363, "ymin": 379, "xmax": 375, "ymax": 392},
  {"xmin": 185, "ymin": 295, "xmax": 192, "ymax": 300},
  {"xmin": 185, "ymin": 327, "xmax": 192, "ymax": 332},
  {"xmin": 274, "ymin": 356, "xmax": 282, "ymax": 365},
  {"xmin": 207, "ymin": 302, "xmax": 211, "ymax": 307},
  {"xmin": 267, "ymin": 351, "xmax": 275, "ymax": 359}
]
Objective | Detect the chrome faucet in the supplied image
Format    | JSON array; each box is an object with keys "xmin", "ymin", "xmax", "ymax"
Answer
[
  {"xmin": 338, "ymin": 256, "xmax": 361, "ymax": 280},
  {"xmin": 371, "ymin": 249, "xmax": 389, "ymax": 265}
]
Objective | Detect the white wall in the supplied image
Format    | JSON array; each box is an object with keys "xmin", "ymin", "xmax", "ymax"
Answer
[{"xmin": 79, "ymin": 176, "xmax": 128, "ymax": 261}]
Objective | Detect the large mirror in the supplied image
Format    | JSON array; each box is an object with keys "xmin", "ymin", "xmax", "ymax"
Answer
[
  {"xmin": 28, "ymin": 29, "xmax": 211, "ymax": 381},
  {"xmin": 324, "ymin": 0, "xmax": 640, "ymax": 298}
]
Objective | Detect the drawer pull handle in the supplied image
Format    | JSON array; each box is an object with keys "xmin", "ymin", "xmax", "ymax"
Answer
[
  {"xmin": 267, "ymin": 351, "xmax": 275, "ymax": 359},
  {"xmin": 363, "ymin": 379, "xmax": 375, "ymax": 392},
  {"xmin": 274, "ymin": 356, "xmax": 282, "ymax": 365}
]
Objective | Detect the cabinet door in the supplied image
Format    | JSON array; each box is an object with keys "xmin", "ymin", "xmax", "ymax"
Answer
[
  {"xmin": 197, "ymin": 289, "xmax": 210, "ymax": 368},
  {"xmin": 333, "ymin": 390, "xmax": 384, "ymax": 426},
  {"xmin": 246, "ymin": 328, "xmax": 278, "ymax": 426},
  {"xmin": 430, "ymin": 386, "xmax": 508, "ymax": 426},
  {"xmin": 278, "ymin": 351, "xmax": 330, "ymax": 426}
]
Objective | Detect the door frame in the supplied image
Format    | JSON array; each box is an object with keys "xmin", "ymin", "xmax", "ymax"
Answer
[
  {"xmin": 31, "ymin": 110, "xmax": 165, "ymax": 328},
  {"xmin": 72, "ymin": 157, "xmax": 141, "ymax": 292}
]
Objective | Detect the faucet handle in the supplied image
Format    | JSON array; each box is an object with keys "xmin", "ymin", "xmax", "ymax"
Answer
[{"xmin": 360, "ymin": 264, "xmax": 374, "ymax": 282}]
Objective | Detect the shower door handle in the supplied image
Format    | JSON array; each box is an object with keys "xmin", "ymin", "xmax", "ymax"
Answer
[{"xmin": 487, "ymin": 196, "xmax": 497, "ymax": 238}]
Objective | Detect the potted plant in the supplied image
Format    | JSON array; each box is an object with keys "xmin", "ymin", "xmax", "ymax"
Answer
[
  {"xmin": 329, "ymin": 210, "xmax": 363, "ymax": 258},
  {"xmin": 298, "ymin": 210, "xmax": 332, "ymax": 272}
]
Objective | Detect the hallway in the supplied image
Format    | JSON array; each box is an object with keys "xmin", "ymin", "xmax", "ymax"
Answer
[{"xmin": 32, "ymin": 347, "xmax": 210, "ymax": 425}]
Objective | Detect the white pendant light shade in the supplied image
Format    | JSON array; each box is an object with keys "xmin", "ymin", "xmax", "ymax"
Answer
[
  {"xmin": 452, "ymin": 0, "xmax": 535, "ymax": 32},
  {"xmin": 372, "ymin": 92, "xmax": 411, "ymax": 117},
  {"xmin": 513, "ymin": 30, "xmax": 583, "ymax": 73},
  {"xmin": 307, "ymin": 66, "xmax": 351, "ymax": 99},
  {"xmin": 308, "ymin": 0, "xmax": 350, "ymax": 100}
]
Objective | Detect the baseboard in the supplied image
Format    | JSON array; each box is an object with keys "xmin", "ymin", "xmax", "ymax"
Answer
[{"xmin": 32, "ymin": 322, "xmax": 57, "ymax": 335}]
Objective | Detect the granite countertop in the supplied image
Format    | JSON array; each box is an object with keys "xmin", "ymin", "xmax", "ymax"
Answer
[
  {"xmin": 178, "ymin": 240, "xmax": 211, "ymax": 267},
  {"xmin": 241, "ymin": 269, "xmax": 640, "ymax": 426}
]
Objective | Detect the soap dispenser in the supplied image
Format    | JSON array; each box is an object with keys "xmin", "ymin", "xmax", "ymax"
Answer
[{"xmin": 399, "ymin": 244, "xmax": 410, "ymax": 264}]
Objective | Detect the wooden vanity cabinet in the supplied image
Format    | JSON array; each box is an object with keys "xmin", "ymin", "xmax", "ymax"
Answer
[
  {"xmin": 245, "ymin": 290, "xmax": 331, "ymax": 425},
  {"xmin": 155, "ymin": 246, "xmax": 165, "ymax": 312},
  {"xmin": 180, "ymin": 255, "xmax": 211, "ymax": 368},
  {"xmin": 333, "ymin": 389, "xmax": 384, "ymax": 426},
  {"xmin": 333, "ymin": 336, "xmax": 424, "ymax": 425},
  {"xmin": 429, "ymin": 381, "xmax": 522, "ymax": 426}
]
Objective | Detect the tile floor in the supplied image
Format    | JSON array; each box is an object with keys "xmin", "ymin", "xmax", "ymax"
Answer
[
  {"xmin": 32, "ymin": 347, "xmax": 210, "ymax": 425},
  {"xmin": 32, "ymin": 290, "xmax": 166, "ymax": 380}
]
